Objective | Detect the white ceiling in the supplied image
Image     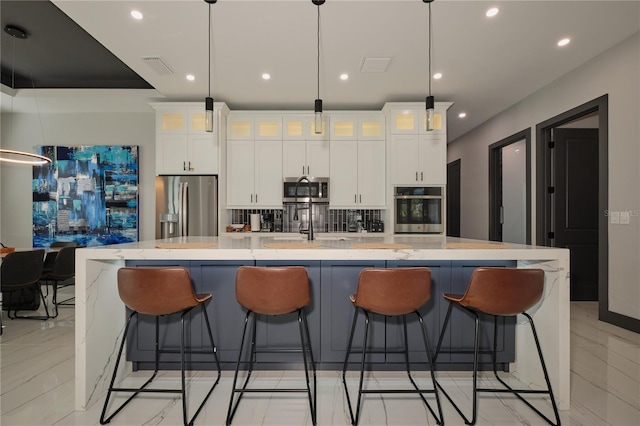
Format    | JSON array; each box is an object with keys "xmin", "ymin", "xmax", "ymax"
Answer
[{"xmin": 34, "ymin": 1, "xmax": 640, "ymax": 141}]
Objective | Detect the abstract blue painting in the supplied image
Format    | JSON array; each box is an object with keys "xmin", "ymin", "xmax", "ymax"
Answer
[{"xmin": 32, "ymin": 145, "xmax": 139, "ymax": 248}]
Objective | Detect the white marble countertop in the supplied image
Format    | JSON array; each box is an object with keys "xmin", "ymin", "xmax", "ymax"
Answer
[{"xmin": 78, "ymin": 234, "xmax": 568, "ymax": 261}]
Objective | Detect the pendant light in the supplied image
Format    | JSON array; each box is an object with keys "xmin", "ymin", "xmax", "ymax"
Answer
[
  {"xmin": 1, "ymin": 25, "xmax": 51, "ymax": 165},
  {"xmin": 312, "ymin": 0, "xmax": 325, "ymax": 134},
  {"xmin": 204, "ymin": 0, "xmax": 216, "ymax": 133},
  {"xmin": 424, "ymin": 0, "xmax": 435, "ymax": 131}
]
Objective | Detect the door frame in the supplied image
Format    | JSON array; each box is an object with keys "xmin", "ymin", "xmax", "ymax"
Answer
[
  {"xmin": 535, "ymin": 95, "xmax": 638, "ymax": 331},
  {"xmin": 488, "ymin": 129, "xmax": 531, "ymax": 244}
]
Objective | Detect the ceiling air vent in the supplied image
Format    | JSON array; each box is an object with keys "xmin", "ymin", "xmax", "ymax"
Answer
[
  {"xmin": 360, "ymin": 57, "xmax": 392, "ymax": 73},
  {"xmin": 142, "ymin": 56, "xmax": 174, "ymax": 75}
]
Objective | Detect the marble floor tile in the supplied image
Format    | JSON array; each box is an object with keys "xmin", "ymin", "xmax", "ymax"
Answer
[{"xmin": 2, "ymin": 300, "xmax": 639, "ymax": 425}]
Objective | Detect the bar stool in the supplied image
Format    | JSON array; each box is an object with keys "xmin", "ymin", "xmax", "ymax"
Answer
[
  {"xmin": 342, "ymin": 268, "xmax": 443, "ymax": 426},
  {"xmin": 100, "ymin": 267, "xmax": 221, "ymax": 426},
  {"xmin": 434, "ymin": 267, "xmax": 561, "ymax": 426},
  {"xmin": 226, "ymin": 266, "xmax": 316, "ymax": 425}
]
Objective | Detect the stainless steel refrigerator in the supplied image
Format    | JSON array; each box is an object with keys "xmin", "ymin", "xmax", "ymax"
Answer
[{"xmin": 155, "ymin": 175, "xmax": 218, "ymax": 238}]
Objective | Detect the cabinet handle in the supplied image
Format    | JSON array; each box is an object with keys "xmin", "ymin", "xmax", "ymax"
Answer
[
  {"xmin": 359, "ymin": 194, "xmax": 362, "ymax": 203},
  {"xmin": 251, "ymin": 194, "xmax": 253, "ymax": 203},
  {"xmin": 255, "ymin": 194, "xmax": 258, "ymax": 203},
  {"xmin": 421, "ymin": 171, "xmax": 423, "ymax": 181},
  {"xmin": 354, "ymin": 194, "xmax": 357, "ymax": 203},
  {"xmin": 415, "ymin": 172, "xmax": 418, "ymax": 181},
  {"xmin": 302, "ymin": 166, "xmax": 305, "ymax": 174},
  {"xmin": 307, "ymin": 165, "xmax": 310, "ymax": 175},
  {"xmin": 183, "ymin": 161, "xmax": 187, "ymax": 171}
]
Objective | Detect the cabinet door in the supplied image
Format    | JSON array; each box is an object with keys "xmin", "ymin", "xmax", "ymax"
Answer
[
  {"xmin": 187, "ymin": 106, "xmax": 210, "ymax": 134},
  {"xmin": 283, "ymin": 116, "xmax": 307, "ymax": 140},
  {"xmin": 389, "ymin": 108, "xmax": 419, "ymax": 134},
  {"xmin": 385, "ymin": 261, "xmax": 451, "ymax": 364},
  {"xmin": 283, "ymin": 140, "xmax": 307, "ymax": 177},
  {"xmin": 356, "ymin": 140, "xmax": 386, "ymax": 207},
  {"xmin": 156, "ymin": 109, "xmax": 187, "ymax": 134},
  {"xmin": 254, "ymin": 116, "xmax": 282, "ymax": 140},
  {"xmin": 320, "ymin": 260, "xmax": 387, "ymax": 363},
  {"xmin": 330, "ymin": 115, "xmax": 357, "ymax": 140},
  {"xmin": 306, "ymin": 140, "xmax": 330, "ymax": 177},
  {"xmin": 188, "ymin": 133, "xmax": 219, "ymax": 174},
  {"xmin": 254, "ymin": 261, "xmax": 321, "ymax": 363},
  {"xmin": 227, "ymin": 115, "xmax": 254, "ymax": 140},
  {"xmin": 254, "ymin": 140, "xmax": 283, "ymax": 207},
  {"xmin": 227, "ymin": 140, "xmax": 255, "ymax": 206},
  {"xmin": 418, "ymin": 134, "xmax": 446, "ymax": 185},
  {"xmin": 329, "ymin": 140, "xmax": 358, "ymax": 207},
  {"xmin": 157, "ymin": 134, "xmax": 189, "ymax": 175},
  {"xmin": 418, "ymin": 107, "xmax": 447, "ymax": 135},
  {"xmin": 358, "ymin": 114, "xmax": 385, "ymax": 140},
  {"xmin": 391, "ymin": 134, "xmax": 421, "ymax": 185}
]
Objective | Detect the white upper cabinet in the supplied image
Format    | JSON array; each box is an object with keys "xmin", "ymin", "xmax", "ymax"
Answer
[
  {"xmin": 385, "ymin": 102, "xmax": 451, "ymax": 185},
  {"xmin": 282, "ymin": 114, "xmax": 330, "ymax": 177},
  {"xmin": 227, "ymin": 112, "xmax": 283, "ymax": 208},
  {"xmin": 330, "ymin": 139, "xmax": 385, "ymax": 208},
  {"xmin": 152, "ymin": 102, "xmax": 223, "ymax": 175},
  {"xmin": 329, "ymin": 113, "xmax": 385, "ymax": 141}
]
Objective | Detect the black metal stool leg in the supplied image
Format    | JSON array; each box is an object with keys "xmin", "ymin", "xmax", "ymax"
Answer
[
  {"xmin": 301, "ymin": 309, "xmax": 317, "ymax": 424},
  {"xmin": 353, "ymin": 309, "xmax": 370, "ymax": 426},
  {"xmin": 298, "ymin": 309, "xmax": 317, "ymax": 425},
  {"xmin": 342, "ymin": 306, "xmax": 360, "ymax": 425},
  {"xmin": 415, "ymin": 312, "xmax": 444, "ymax": 424},
  {"xmin": 226, "ymin": 310, "xmax": 253, "ymax": 425}
]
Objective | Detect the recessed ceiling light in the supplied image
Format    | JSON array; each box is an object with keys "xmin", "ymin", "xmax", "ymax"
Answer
[
  {"xmin": 262, "ymin": 73, "xmax": 271, "ymax": 80},
  {"xmin": 130, "ymin": 10, "xmax": 143, "ymax": 20},
  {"xmin": 557, "ymin": 38, "xmax": 571, "ymax": 47},
  {"xmin": 433, "ymin": 72, "xmax": 442, "ymax": 79},
  {"xmin": 458, "ymin": 112, "xmax": 467, "ymax": 118},
  {"xmin": 186, "ymin": 74, "xmax": 195, "ymax": 81},
  {"xmin": 486, "ymin": 8, "xmax": 499, "ymax": 18},
  {"xmin": 340, "ymin": 73, "xmax": 349, "ymax": 81}
]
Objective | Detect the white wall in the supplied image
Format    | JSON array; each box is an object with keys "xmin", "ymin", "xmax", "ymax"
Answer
[
  {"xmin": 0, "ymin": 111, "xmax": 155, "ymax": 248},
  {"xmin": 447, "ymin": 32, "xmax": 640, "ymax": 321}
]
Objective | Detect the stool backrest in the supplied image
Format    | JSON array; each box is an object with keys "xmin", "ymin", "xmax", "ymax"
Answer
[
  {"xmin": 236, "ymin": 266, "xmax": 310, "ymax": 315},
  {"xmin": 354, "ymin": 267, "xmax": 431, "ymax": 316},
  {"xmin": 1, "ymin": 249, "xmax": 45, "ymax": 289},
  {"xmin": 461, "ymin": 268, "xmax": 544, "ymax": 316},
  {"xmin": 48, "ymin": 246, "xmax": 77, "ymax": 280},
  {"xmin": 117, "ymin": 267, "xmax": 200, "ymax": 316}
]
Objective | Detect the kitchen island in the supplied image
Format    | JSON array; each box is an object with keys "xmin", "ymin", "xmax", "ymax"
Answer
[{"xmin": 75, "ymin": 234, "xmax": 570, "ymax": 411}]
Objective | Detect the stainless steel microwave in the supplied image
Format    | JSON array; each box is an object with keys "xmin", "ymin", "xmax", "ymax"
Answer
[
  {"xmin": 394, "ymin": 186, "xmax": 445, "ymax": 234},
  {"xmin": 283, "ymin": 177, "xmax": 329, "ymax": 203}
]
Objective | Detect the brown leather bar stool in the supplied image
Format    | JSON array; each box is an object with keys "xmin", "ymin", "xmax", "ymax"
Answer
[
  {"xmin": 342, "ymin": 268, "xmax": 443, "ymax": 426},
  {"xmin": 100, "ymin": 267, "xmax": 221, "ymax": 426},
  {"xmin": 434, "ymin": 267, "xmax": 561, "ymax": 426},
  {"xmin": 226, "ymin": 266, "xmax": 316, "ymax": 425}
]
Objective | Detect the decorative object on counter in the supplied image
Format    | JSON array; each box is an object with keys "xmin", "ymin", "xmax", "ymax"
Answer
[
  {"xmin": 250, "ymin": 213, "xmax": 261, "ymax": 232},
  {"xmin": 32, "ymin": 145, "xmax": 139, "ymax": 248},
  {"xmin": 349, "ymin": 243, "xmax": 412, "ymax": 250},
  {"xmin": 312, "ymin": 0, "xmax": 325, "ymax": 134},
  {"xmin": 155, "ymin": 242, "xmax": 218, "ymax": 249},
  {"xmin": 3, "ymin": 25, "xmax": 52, "ymax": 166},
  {"xmin": 444, "ymin": 242, "xmax": 508, "ymax": 249},
  {"xmin": 424, "ymin": 0, "xmax": 436, "ymax": 131},
  {"xmin": 204, "ymin": 0, "xmax": 217, "ymax": 132},
  {"xmin": 263, "ymin": 242, "xmax": 322, "ymax": 249}
]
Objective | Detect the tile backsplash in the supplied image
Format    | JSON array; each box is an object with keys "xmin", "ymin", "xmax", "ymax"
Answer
[{"xmin": 231, "ymin": 208, "xmax": 383, "ymax": 232}]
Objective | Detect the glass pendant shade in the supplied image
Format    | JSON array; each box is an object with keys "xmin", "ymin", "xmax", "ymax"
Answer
[
  {"xmin": 425, "ymin": 95, "xmax": 435, "ymax": 132},
  {"xmin": 314, "ymin": 99, "xmax": 323, "ymax": 134},
  {"xmin": 205, "ymin": 96, "xmax": 214, "ymax": 132}
]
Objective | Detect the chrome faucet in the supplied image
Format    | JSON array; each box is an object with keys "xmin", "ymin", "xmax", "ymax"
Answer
[{"xmin": 293, "ymin": 176, "xmax": 314, "ymax": 241}]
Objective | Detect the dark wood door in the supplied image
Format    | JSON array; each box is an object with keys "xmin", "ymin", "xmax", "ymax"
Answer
[
  {"xmin": 447, "ymin": 159, "xmax": 461, "ymax": 237},
  {"xmin": 554, "ymin": 128, "xmax": 599, "ymax": 301}
]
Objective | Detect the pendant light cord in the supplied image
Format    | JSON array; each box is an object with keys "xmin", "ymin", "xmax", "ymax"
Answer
[
  {"xmin": 428, "ymin": 1, "xmax": 432, "ymax": 96},
  {"xmin": 208, "ymin": 3, "xmax": 212, "ymax": 98},
  {"xmin": 316, "ymin": 4, "xmax": 320, "ymax": 100}
]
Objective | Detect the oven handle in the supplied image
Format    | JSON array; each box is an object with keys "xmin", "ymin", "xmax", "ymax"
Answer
[{"xmin": 393, "ymin": 195, "xmax": 443, "ymax": 199}]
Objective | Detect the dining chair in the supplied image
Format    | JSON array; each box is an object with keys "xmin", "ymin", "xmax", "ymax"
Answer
[
  {"xmin": 1, "ymin": 249, "xmax": 48, "ymax": 320},
  {"xmin": 40, "ymin": 246, "xmax": 79, "ymax": 317}
]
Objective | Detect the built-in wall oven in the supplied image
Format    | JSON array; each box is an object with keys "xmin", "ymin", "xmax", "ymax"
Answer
[{"xmin": 394, "ymin": 186, "xmax": 445, "ymax": 234}]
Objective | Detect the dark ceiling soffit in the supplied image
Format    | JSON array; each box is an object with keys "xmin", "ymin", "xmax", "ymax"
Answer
[{"xmin": 0, "ymin": 1, "xmax": 152, "ymax": 90}]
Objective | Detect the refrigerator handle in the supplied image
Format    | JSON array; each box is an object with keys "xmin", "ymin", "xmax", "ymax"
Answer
[{"xmin": 179, "ymin": 181, "xmax": 189, "ymax": 236}]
